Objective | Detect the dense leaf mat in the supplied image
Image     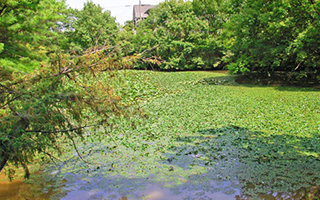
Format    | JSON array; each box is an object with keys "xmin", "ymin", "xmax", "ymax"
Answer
[{"xmin": 46, "ymin": 71, "xmax": 320, "ymax": 200}]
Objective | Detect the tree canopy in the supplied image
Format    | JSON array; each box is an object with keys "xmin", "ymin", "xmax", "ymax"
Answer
[
  {"xmin": 0, "ymin": 0, "xmax": 67, "ymax": 72},
  {"xmin": 132, "ymin": 0, "xmax": 225, "ymax": 70},
  {"xmin": 224, "ymin": 0, "xmax": 320, "ymax": 74},
  {"xmin": 0, "ymin": 0, "xmax": 135, "ymax": 178},
  {"xmin": 67, "ymin": 1, "xmax": 119, "ymax": 51},
  {"xmin": 130, "ymin": 0, "xmax": 320, "ymax": 76}
]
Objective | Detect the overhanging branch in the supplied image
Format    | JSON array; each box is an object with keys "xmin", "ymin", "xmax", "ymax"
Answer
[
  {"xmin": 25, "ymin": 124, "xmax": 101, "ymax": 134},
  {"xmin": 0, "ymin": 5, "xmax": 7, "ymax": 16}
]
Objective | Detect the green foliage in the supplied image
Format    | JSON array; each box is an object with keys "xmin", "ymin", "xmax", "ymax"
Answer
[
  {"xmin": 0, "ymin": 0, "xmax": 68, "ymax": 72},
  {"xmin": 40, "ymin": 71, "xmax": 320, "ymax": 199},
  {"xmin": 133, "ymin": 0, "xmax": 225, "ymax": 70},
  {"xmin": 224, "ymin": 0, "xmax": 320, "ymax": 74},
  {"xmin": 123, "ymin": 20, "xmax": 134, "ymax": 32},
  {"xmin": 192, "ymin": 0, "xmax": 226, "ymax": 34},
  {"xmin": 112, "ymin": 70, "xmax": 164, "ymax": 104},
  {"xmin": 0, "ymin": 43, "xmax": 4, "ymax": 53},
  {"xmin": 0, "ymin": 0, "xmax": 141, "ymax": 179},
  {"xmin": 0, "ymin": 45, "xmax": 138, "ymax": 178},
  {"xmin": 131, "ymin": 0, "xmax": 319, "ymax": 75},
  {"xmin": 0, "ymin": 58, "xmax": 40, "ymax": 74},
  {"xmin": 66, "ymin": 1, "xmax": 118, "ymax": 51},
  {"xmin": 124, "ymin": 0, "xmax": 320, "ymax": 75}
]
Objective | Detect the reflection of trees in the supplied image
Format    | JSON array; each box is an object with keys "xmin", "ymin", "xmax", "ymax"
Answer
[{"xmin": 170, "ymin": 126, "xmax": 320, "ymax": 199}]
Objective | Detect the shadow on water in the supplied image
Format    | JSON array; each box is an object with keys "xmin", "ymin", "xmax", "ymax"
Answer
[
  {"xmin": 199, "ymin": 76, "xmax": 320, "ymax": 92},
  {"xmin": 3, "ymin": 127, "xmax": 319, "ymax": 199},
  {"xmin": 55, "ymin": 149, "xmax": 238, "ymax": 200},
  {"xmin": 167, "ymin": 126, "xmax": 320, "ymax": 199},
  {"xmin": 54, "ymin": 126, "xmax": 320, "ymax": 200}
]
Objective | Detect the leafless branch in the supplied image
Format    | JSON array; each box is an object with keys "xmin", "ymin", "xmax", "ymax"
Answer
[
  {"xmin": 67, "ymin": 133, "xmax": 88, "ymax": 164},
  {"xmin": 294, "ymin": 60, "xmax": 304, "ymax": 71}
]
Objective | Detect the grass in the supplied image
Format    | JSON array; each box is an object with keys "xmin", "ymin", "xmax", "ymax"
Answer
[{"xmin": 35, "ymin": 71, "xmax": 320, "ymax": 199}]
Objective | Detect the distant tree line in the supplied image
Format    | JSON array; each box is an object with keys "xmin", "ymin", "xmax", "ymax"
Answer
[{"xmin": 131, "ymin": 0, "xmax": 320, "ymax": 76}]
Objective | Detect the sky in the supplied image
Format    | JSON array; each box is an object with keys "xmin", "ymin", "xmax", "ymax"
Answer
[{"xmin": 65, "ymin": 0, "xmax": 166, "ymax": 25}]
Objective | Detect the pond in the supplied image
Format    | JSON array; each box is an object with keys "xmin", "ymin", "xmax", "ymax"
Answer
[
  {"xmin": 2, "ymin": 71, "xmax": 320, "ymax": 200},
  {"xmin": 2, "ymin": 126, "xmax": 320, "ymax": 200}
]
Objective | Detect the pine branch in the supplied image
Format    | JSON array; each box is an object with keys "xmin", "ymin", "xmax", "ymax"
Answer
[
  {"xmin": 0, "ymin": 5, "xmax": 7, "ymax": 16},
  {"xmin": 1, "ymin": 95, "xmax": 22, "ymax": 109},
  {"xmin": 25, "ymin": 124, "xmax": 100, "ymax": 134}
]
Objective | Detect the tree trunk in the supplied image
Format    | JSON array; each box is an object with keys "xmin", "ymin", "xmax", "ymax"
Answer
[{"xmin": 0, "ymin": 151, "xmax": 8, "ymax": 173}]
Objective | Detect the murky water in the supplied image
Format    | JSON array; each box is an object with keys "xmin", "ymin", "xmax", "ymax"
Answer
[
  {"xmin": 2, "ymin": 127, "xmax": 320, "ymax": 200},
  {"xmin": 60, "ymin": 184, "xmax": 237, "ymax": 200},
  {"xmin": 2, "ymin": 175, "xmax": 319, "ymax": 200},
  {"xmin": 0, "ymin": 172, "xmax": 54, "ymax": 200},
  {"xmin": 59, "ymin": 176, "xmax": 239, "ymax": 200},
  {"xmin": 1, "ymin": 158, "xmax": 320, "ymax": 199}
]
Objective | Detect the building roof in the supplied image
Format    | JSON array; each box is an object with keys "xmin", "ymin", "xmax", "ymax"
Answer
[{"xmin": 133, "ymin": 4, "xmax": 156, "ymax": 19}]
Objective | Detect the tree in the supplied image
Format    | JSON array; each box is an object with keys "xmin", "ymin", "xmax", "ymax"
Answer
[
  {"xmin": 133, "ymin": 0, "xmax": 225, "ymax": 70},
  {"xmin": 0, "ymin": 0, "xmax": 68, "ymax": 72},
  {"xmin": 66, "ymin": 1, "xmax": 119, "ymax": 51},
  {"xmin": 0, "ymin": 0, "xmax": 137, "ymax": 179},
  {"xmin": 286, "ymin": 0, "xmax": 320, "ymax": 73},
  {"xmin": 224, "ymin": 0, "xmax": 320, "ymax": 75},
  {"xmin": 192, "ymin": 0, "xmax": 226, "ymax": 34},
  {"xmin": 0, "ymin": 46, "xmax": 136, "ymax": 178}
]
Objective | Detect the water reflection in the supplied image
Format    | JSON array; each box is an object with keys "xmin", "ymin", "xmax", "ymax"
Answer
[{"xmin": 60, "ymin": 174, "xmax": 238, "ymax": 200}]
